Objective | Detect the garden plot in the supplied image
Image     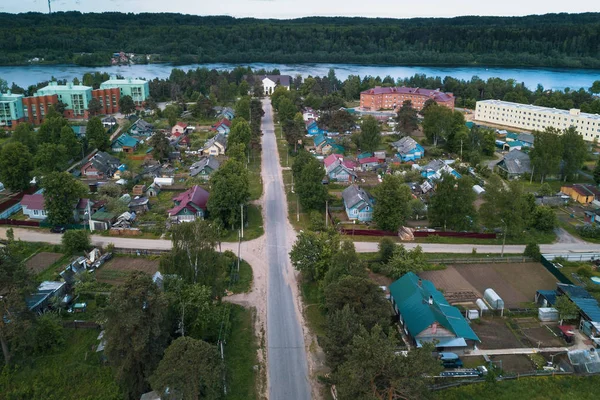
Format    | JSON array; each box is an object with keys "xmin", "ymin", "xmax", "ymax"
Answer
[{"xmin": 95, "ymin": 256, "xmax": 159, "ymax": 285}]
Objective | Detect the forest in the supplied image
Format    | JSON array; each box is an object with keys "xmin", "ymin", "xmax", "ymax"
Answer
[{"xmin": 0, "ymin": 12, "xmax": 599, "ymax": 67}]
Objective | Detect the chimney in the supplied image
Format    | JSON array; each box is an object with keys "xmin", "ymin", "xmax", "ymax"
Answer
[
  {"xmin": 428, "ymin": 295, "xmax": 434, "ymax": 305},
  {"xmin": 418, "ymin": 279, "xmax": 423, "ymax": 287}
]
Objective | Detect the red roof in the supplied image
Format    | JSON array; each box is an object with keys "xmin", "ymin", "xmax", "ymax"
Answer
[
  {"xmin": 211, "ymin": 118, "xmax": 232, "ymax": 131},
  {"xmin": 168, "ymin": 186, "xmax": 209, "ymax": 216},
  {"xmin": 359, "ymin": 157, "xmax": 379, "ymax": 164},
  {"xmin": 342, "ymin": 160, "xmax": 358, "ymax": 169},
  {"xmin": 360, "ymin": 86, "xmax": 454, "ymax": 102},
  {"xmin": 558, "ymin": 325, "xmax": 575, "ymax": 337},
  {"xmin": 569, "ymin": 184, "xmax": 600, "ymax": 198},
  {"xmin": 175, "ymin": 122, "xmax": 188, "ymax": 129},
  {"xmin": 324, "ymin": 154, "xmax": 343, "ymax": 168},
  {"xmin": 21, "ymin": 194, "xmax": 45, "ymax": 210}
]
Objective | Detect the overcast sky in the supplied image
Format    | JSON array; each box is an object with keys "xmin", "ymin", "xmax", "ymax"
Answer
[{"xmin": 3, "ymin": 0, "xmax": 599, "ymax": 18}]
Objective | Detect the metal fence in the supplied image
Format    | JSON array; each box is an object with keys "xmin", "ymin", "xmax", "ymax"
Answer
[
  {"xmin": 540, "ymin": 255, "xmax": 572, "ymax": 284},
  {"xmin": 429, "ymin": 256, "xmax": 532, "ymax": 264},
  {"xmin": 431, "ymin": 370, "xmax": 573, "ymax": 391}
]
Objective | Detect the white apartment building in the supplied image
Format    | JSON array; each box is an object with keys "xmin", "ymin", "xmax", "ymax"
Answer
[{"xmin": 475, "ymin": 100, "xmax": 600, "ymax": 142}]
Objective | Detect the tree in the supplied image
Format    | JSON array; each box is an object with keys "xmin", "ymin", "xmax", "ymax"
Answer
[
  {"xmin": 0, "ymin": 142, "xmax": 33, "ymax": 191},
  {"xmin": 295, "ymin": 155, "xmax": 327, "ymax": 210},
  {"xmin": 323, "ymin": 240, "xmax": 367, "ymax": 287},
  {"xmin": 150, "ymin": 337, "xmax": 223, "ymax": 400},
  {"xmin": 421, "ymin": 98, "xmax": 438, "ymax": 114},
  {"xmin": 119, "ymin": 95, "xmax": 136, "ymax": 115},
  {"xmin": 290, "ymin": 230, "xmax": 339, "ymax": 282},
  {"xmin": 165, "ymin": 281, "xmax": 221, "ymax": 340},
  {"xmin": 395, "ymin": 100, "xmax": 419, "ymax": 133},
  {"xmin": 164, "ymin": 104, "xmax": 181, "ymax": 127},
  {"xmin": 591, "ymin": 80, "xmax": 600, "ymax": 94},
  {"xmin": 235, "ymin": 96, "xmax": 251, "ymax": 120},
  {"xmin": 228, "ymin": 118, "xmax": 252, "ymax": 149},
  {"xmin": 104, "ymin": 272, "xmax": 169, "ymax": 399},
  {"xmin": 207, "ymin": 160, "xmax": 250, "ymax": 229},
  {"xmin": 428, "ymin": 175, "xmax": 476, "ymax": 231},
  {"xmin": 60, "ymin": 125, "xmax": 82, "ymax": 159},
  {"xmin": 378, "ymin": 238, "xmax": 396, "ymax": 264},
  {"xmin": 561, "ymin": 127, "xmax": 587, "ymax": 181},
  {"xmin": 277, "ymin": 97, "xmax": 297, "ymax": 122},
  {"xmin": 594, "ymin": 159, "xmax": 600, "ymax": 185},
  {"xmin": 555, "ymin": 295, "xmax": 579, "ymax": 325},
  {"xmin": 36, "ymin": 107, "xmax": 68, "ymax": 145},
  {"xmin": 382, "ymin": 245, "xmax": 428, "ymax": 279},
  {"xmin": 322, "ymin": 306, "xmax": 362, "ymax": 371},
  {"xmin": 422, "ymin": 104, "xmax": 453, "ymax": 146},
  {"xmin": 372, "ymin": 175, "xmax": 412, "ymax": 231},
  {"xmin": 530, "ymin": 128, "xmax": 564, "ymax": 183},
  {"xmin": 226, "ymin": 142, "xmax": 247, "ymax": 163},
  {"xmin": 148, "ymin": 131, "xmax": 171, "ymax": 161},
  {"xmin": 86, "ymin": 116, "xmax": 110, "ymax": 151},
  {"xmin": 41, "ymin": 172, "xmax": 87, "ymax": 225},
  {"xmin": 335, "ymin": 325, "xmax": 440, "ymax": 400},
  {"xmin": 87, "ymin": 97, "xmax": 102, "ymax": 116},
  {"xmin": 34, "ymin": 143, "xmax": 69, "ymax": 175},
  {"xmin": 192, "ymin": 97, "xmax": 214, "ymax": 119},
  {"xmin": 282, "ymin": 113, "xmax": 304, "ymax": 152},
  {"xmin": 532, "ymin": 206, "xmax": 557, "ymax": 232},
  {"xmin": 11, "ymin": 123, "xmax": 37, "ymax": 153},
  {"xmin": 358, "ymin": 116, "xmax": 381, "ymax": 153},
  {"xmin": 523, "ymin": 243, "xmax": 541, "ymax": 261},
  {"xmin": 538, "ymin": 183, "xmax": 554, "ymax": 196},
  {"xmin": 62, "ymin": 230, "xmax": 91, "ymax": 254}
]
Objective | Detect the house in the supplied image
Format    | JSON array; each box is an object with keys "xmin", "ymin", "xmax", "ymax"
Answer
[
  {"xmin": 203, "ymin": 133, "xmax": 227, "ymax": 156},
  {"xmin": 314, "ymin": 134, "xmax": 343, "ymax": 155},
  {"xmin": 26, "ymin": 281, "xmax": 68, "ymax": 313},
  {"xmin": 517, "ymin": 133, "xmax": 535, "ymax": 147},
  {"xmin": 20, "ymin": 194, "xmax": 47, "ymax": 220},
  {"xmin": 113, "ymin": 211, "xmax": 136, "ymax": 228},
  {"xmin": 214, "ymin": 106, "xmax": 235, "ymax": 120},
  {"xmin": 74, "ymin": 198, "xmax": 91, "ymax": 222},
  {"xmin": 81, "ymin": 151, "xmax": 121, "ymax": 179},
  {"xmin": 255, "ymin": 74, "xmax": 292, "ymax": 95},
  {"xmin": 391, "ymin": 137, "xmax": 424, "ymax": 162},
  {"xmin": 342, "ymin": 185, "xmax": 374, "ymax": 222},
  {"xmin": 129, "ymin": 119, "xmax": 154, "ymax": 136},
  {"xmin": 111, "ymin": 133, "xmax": 139, "ymax": 153},
  {"xmin": 90, "ymin": 210, "xmax": 117, "ymax": 231},
  {"xmin": 102, "ymin": 116, "xmax": 117, "ymax": 128},
  {"xmin": 129, "ymin": 196, "xmax": 149, "ymax": 214},
  {"xmin": 145, "ymin": 183, "xmax": 161, "ymax": 197},
  {"xmin": 140, "ymin": 163, "xmax": 163, "ymax": 179},
  {"xmin": 211, "ymin": 119, "xmax": 232, "ymax": 135},
  {"xmin": 132, "ymin": 185, "xmax": 147, "ymax": 196},
  {"xmin": 420, "ymin": 159, "xmax": 461, "ymax": 180},
  {"xmin": 326, "ymin": 159, "xmax": 357, "ymax": 183},
  {"xmin": 302, "ymin": 107, "xmax": 318, "ymax": 122},
  {"xmin": 190, "ymin": 156, "xmax": 220, "ymax": 180},
  {"xmin": 496, "ymin": 150, "xmax": 531, "ymax": 179},
  {"xmin": 306, "ymin": 119, "xmax": 325, "ymax": 136},
  {"xmin": 72, "ymin": 125, "xmax": 86, "ymax": 138},
  {"xmin": 389, "ymin": 273, "xmax": 480, "ymax": 354},
  {"xmin": 171, "ymin": 122, "xmax": 193, "ymax": 136},
  {"xmin": 359, "ymin": 156, "xmax": 380, "ymax": 171},
  {"xmin": 60, "ymin": 257, "xmax": 89, "ymax": 285},
  {"xmin": 323, "ymin": 154, "xmax": 344, "ymax": 168},
  {"xmin": 561, "ymin": 184, "xmax": 600, "ymax": 205},
  {"xmin": 168, "ymin": 185, "xmax": 209, "ymax": 222}
]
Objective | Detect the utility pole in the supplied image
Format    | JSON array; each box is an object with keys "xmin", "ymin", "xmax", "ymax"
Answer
[
  {"xmin": 240, "ymin": 204, "xmax": 244, "ymax": 239},
  {"xmin": 48, "ymin": 0, "xmax": 52, "ymax": 13},
  {"xmin": 325, "ymin": 200, "xmax": 328, "ymax": 229},
  {"xmin": 296, "ymin": 193, "xmax": 300, "ymax": 222},
  {"xmin": 501, "ymin": 219, "xmax": 507, "ymax": 258},
  {"xmin": 530, "ymin": 165, "xmax": 535, "ymax": 184}
]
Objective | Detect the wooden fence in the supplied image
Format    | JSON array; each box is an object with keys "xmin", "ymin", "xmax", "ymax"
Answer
[
  {"xmin": 0, "ymin": 219, "xmax": 40, "ymax": 227},
  {"xmin": 338, "ymin": 227, "xmax": 497, "ymax": 239}
]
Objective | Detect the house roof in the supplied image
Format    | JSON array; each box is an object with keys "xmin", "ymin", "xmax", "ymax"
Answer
[
  {"xmin": 326, "ymin": 159, "xmax": 357, "ymax": 177},
  {"xmin": 204, "ymin": 133, "xmax": 227, "ymax": 151},
  {"xmin": 102, "ymin": 116, "xmax": 117, "ymax": 124},
  {"xmin": 566, "ymin": 184, "xmax": 600, "ymax": 198},
  {"xmin": 190, "ymin": 156, "xmax": 220, "ymax": 177},
  {"xmin": 174, "ymin": 122, "xmax": 188, "ymax": 129},
  {"xmin": 360, "ymin": 86, "xmax": 453, "ymax": 103},
  {"xmin": 342, "ymin": 185, "xmax": 373, "ymax": 210},
  {"xmin": 389, "ymin": 272, "xmax": 480, "ymax": 341},
  {"xmin": 214, "ymin": 119, "xmax": 231, "ymax": 129},
  {"xmin": 558, "ymin": 283, "xmax": 600, "ymax": 322},
  {"xmin": 517, "ymin": 133, "xmax": 534, "ymax": 144},
  {"xmin": 91, "ymin": 211, "xmax": 116, "ymax": 221},
  {"xmin": 87, "ymin": 151, "xmax": 121, "ymax": 175},
  {"xmin": 21, "ymin": 194, "xmax": 45, "ymax": 210},
  {"xmin": 357, "ymin": 152, "xmax": 373, "ymax": 159},
  {"xmin": 391, "ymin": 136, "xmax": 420, "ymax": 155},
  {"xmin": 323, "ymin": 154, "xmax": 344, "ymax": 168},
  {"xmin": 359, "ymin": 156, "xmax": 379, "ymax": 165},
  {"xmin": 129, "ymin": 196, "xmax": 149, "ymax": 207},
  {"xmin": 259, "ymin": 74, "xmax": 292, "ymax": 87},
  {"xmin": 313, "ymin": 134, "xmax": 326, "ymax": 146},
  {"xmin": 422, "ymin": 159, "xmax": 446, "ymax": 172},
  {"xmin": 497, "ymin": 149, "xmax": 531, "ymax": 175},
  {"xmin": 168, "ymin": 185, "xmax": 209, "ymax": 216},
  {"xmin": 76, "ymin": 198, "xmax": 90, "ymax": 210},
  {"xmin": 113, "ymin": 133, "xmax": 139, "ymax": 148}
]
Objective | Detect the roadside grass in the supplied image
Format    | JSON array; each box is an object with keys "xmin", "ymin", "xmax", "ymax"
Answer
[
  {"xmin": 222, "ymin": 204, "xmax": 264, "ymax": 242},
  {"xmin": 0, "ymin": 328, "xmax": 122, "ymax": 399},
  {"xmin": 229, "ymin": 260, "xmax": 253, "ymax": 294},
  {"xmin": 225, "ymin": 305, "xmax": 259, "ymax": 400},
  {"xmin": 248, "ymin": 147, "xmax": 263, "ymax": 201},
  {"xmin": 301, "ymin": 280, "xmax": 326, "ymax": 337},
  {"xmin": 436, "ymin": 375, "xmax": 600, "ymax": 400}
]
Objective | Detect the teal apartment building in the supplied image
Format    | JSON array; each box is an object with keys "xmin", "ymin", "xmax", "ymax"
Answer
[
  {"xmin": 100, "ymin": 77, "xmax": 150, "ymax": 107},
  {"xmin": 37, "ymin": 82, "xmax": 93, "ymax": 119},
  {"xmin": 0, "ymin": 91, "xmax": 25, "ymax": 128}
]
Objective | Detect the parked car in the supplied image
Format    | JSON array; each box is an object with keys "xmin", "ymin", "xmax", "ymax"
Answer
[
  {"xmin": 50, "ymin": 226, "xmax": 66, "ymax": 233},
  {"xmin": 439, "ymin": 352, "xmax": 463, "ymax": 368}
]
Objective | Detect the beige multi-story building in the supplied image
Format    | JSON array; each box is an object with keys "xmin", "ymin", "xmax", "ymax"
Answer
[{"xmin": 475, "ymin": 100, "xmax": 600, "ymax": 142}]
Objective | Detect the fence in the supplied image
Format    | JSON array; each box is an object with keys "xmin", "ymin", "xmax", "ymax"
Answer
[
  {"xmin": 540, "ymin": 255, "xmax": 572, "ymax": 284},
  {"xmin": 0, "ymin": 219, "xmax": 40, "ymax": 227},
  {"xmin": 431, "ymin": 371, "xmax": 573, "ymax": 391},
  {"xmin": 113, "ymin": 247, "xmax": 170, "ymax": 256},
  {"xmin": 62, "ymin": 321, "xmax": 101, "ymax": 330},
  {"xmin": 0, "ymin": 203, "xmax": 22, "ymax": 219},
  {"xmin": 429, "ymin": 256, "xmax": 532, "ymax": 264},
  {"xmin": 338, "ymin": 227, "xmax": 497, "ymax": 239}
]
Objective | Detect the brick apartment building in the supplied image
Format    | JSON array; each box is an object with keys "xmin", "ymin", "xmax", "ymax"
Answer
[
  {"xmin": 360, "ymin": 87, "xmax": 455, "ymax": 111},
  {"xmin": 22, "ymin": 94, "xmax": 58, "ymax": 125},
  {"xmin": 91, "ymin": 88, "xmax": 121, "ymax": 115}
]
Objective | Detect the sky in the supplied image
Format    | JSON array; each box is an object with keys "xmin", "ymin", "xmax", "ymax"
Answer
[{"xmin": 2, "ymin": 0, "xmax": 600, "ymax": 18}]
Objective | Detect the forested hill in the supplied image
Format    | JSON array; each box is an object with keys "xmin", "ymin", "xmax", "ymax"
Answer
[{"xmin": 1, "ymin": 12, "xmax": 600, "ymax": 68}]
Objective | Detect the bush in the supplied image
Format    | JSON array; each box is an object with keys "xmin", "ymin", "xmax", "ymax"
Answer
[
  {"xmin": 378, "ymin": 238, "xmax": 396, "ymax": 263},
  {"xmin": 524, "ymin": 243, "xmax": 541, "ymax": 261},
  {"xmin": 309, "ymin": 210, "xmax": 326, "ymax": 232},
  {"xmin": 577, "ymin": 266, "xmax": 593, "ymax": 278},
  {"xmin": 62, "ymin": 230, "xmax": 91, "ymax": 254},
  {"xmin": 577, "ymin": 224, "xmax": 600, "ymax": 239}
]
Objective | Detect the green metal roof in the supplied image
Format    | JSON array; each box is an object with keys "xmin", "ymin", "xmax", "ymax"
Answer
[
  {"xmin": 113, "ymin": 134, "xmax": 139, "ymax": 148},
  {"xmin": 389, "ymin": 272, "xmax": 480, "ymax": 342},
  {"xmin": 91, "ymin": 211, "xmax": 116, "ymax": 221},
  {"xmin": 357, "ymin": 152, "xmax": 373, "ymax": 159}
]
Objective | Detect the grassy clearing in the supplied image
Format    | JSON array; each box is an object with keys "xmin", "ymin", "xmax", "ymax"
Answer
[
  {"xmin": 301, "ymin": 281, "xmax": 326, "ymax": 337},
  {"xmin": 229, "ymin": 260, "xmax": 253, "ymax": 294},
  {"xmin": 248, "ymin": 147, "xmax": 263, "ymax": 201},
  {"xmin": 36, "ymin": 253, "xmax": 74, "ymax": 281},
  {"xmin": 0, "ymin": 328, "xmax": 122, "ymax": 399},
  {"xmin": 436, "ymin": 375, "xmax": 600, "ymax": 400},
  {"xmin": 225, "ymin": 305, "xmax": 259, "ymax": 400},
  {"xmin": 222, "ymin": 204, "xmax": 264, "ymax": 242}
]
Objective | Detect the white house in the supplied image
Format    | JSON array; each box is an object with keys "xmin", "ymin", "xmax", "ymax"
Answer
[
  {"xmin": 258, "ymin": 75, "xmax": 292, "ymax": 96},
  {"xmin": 203, "ymin": 133, "xmax": 227, "ymax": 156},
  {"xmin": 20, "ymin": 194, "xmax": 47, "ymax": 220}
]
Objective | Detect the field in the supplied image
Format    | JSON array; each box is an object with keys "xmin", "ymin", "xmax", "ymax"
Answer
[
  {"xmin": 471, "ymin": 318, "xmax": 524, "ymax": 349},
  {"xmin": 25, "ymin": 251, "xmax": 64, "ymax": 274},
  {"xmin": 420, "ymin": 262, "xmax": 558, "ymax": 308},
  {"xmin": 96, "ymin": 256, "xmax": 160, "ymax": 285}
]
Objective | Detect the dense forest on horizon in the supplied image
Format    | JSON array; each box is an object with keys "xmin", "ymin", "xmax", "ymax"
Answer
[{"xmin": 0, "ymin": 12, "xmax": 599, "ymax": 68}]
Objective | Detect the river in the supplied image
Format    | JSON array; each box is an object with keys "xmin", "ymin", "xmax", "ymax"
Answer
[{"xmin": 1, "ymin": 62, "xmax": 599, "ymax": 91}]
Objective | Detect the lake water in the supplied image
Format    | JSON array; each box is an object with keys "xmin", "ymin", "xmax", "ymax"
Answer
[{"xmin": 1, "ymin": 62, "xmax": 599, "ymax": 91}]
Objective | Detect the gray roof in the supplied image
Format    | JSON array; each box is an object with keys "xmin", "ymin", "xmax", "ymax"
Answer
[
  {"xmin": 326, "ymin": 159, "xmax": 356, "ymax": 176},
  {"xmin": 497, "ymin": 150, "xmax": 531, "ymax": 175},
  {"xmin": 204, "ymin": 133, "xmax": 227, "ymax": 150},
  {"xmin": 391, "ymin": 136, "xmax": 418, "ymax": 154},
  {"xmin": 422, "ymin": 159, "xmax": 446, "ymax": 172},
  {"xmin": 260, "ymin": 74, "xmax": 292, "ymax": 87},
  {"xmin": 88, "ymin": 151, "xmax": 120, "ymax": 175},
  {"xmin": 517, "ymin": 133, "xmax": 534, "ymax": 144},
  {"xmin": 342, "ymin": 185, "xmax": 373, "ymax": 210},
  {"xmin": 190, "ymin": 156, "xmax": 220, "ymax": 177},
  {"xmin": 134, "ymin": 119, "xmax": 154, "ymax": 131},
  {"xmin": 129, "ymin": 197, "xmax": 149, "ymax": 207},
  {"xmin": 102, "ymin": 116, "xmax": 117, "ymax": 124}
]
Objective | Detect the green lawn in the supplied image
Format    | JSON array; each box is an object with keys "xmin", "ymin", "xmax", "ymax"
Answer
[
  {"xmin": 0, "ymin": 329, "xmax": 122, "ymax": 400},
  {"xmin": 229, "ymin": 260, "xmax": 253, "ymax": 294},
  {"xmin": 248, "ymin": 148, "xmax": 263, "ymax": 201},
  {"xmin": 301, "ymin": 281, "xmax": 326, "ymax": 337},
  {"xmin": 222, "ymin": 204, "xmax": 264, "ymax": 242},
  {"xmin": 37, "ymin": 254, "xmax": 74, "ymax": 281},
  {"xmin": 225, "ymin": 305, "xmax": 259, "ymax": 400},
  {"xmin": 436, "ymin": 375, "xmax": 600, "ymax": 400}
]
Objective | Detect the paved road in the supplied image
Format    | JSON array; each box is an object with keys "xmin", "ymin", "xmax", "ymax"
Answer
[{"xmin": 261, "ymin": 99, "xmax": 311, "ymax": 399}]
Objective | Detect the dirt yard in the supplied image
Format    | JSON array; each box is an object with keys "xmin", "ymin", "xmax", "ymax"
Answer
[
  {"xmin": 25, "ymin": 252, "xmax": 64, "ymax": 274},
  {"xmin": 420, "ymin": 262, "xmax": 558, "ymax": 308},
  {"xmin": 96, "ymin": 256, "xmax": 159, "ymax": 285},
  {"xmin": 513, "ymin": 318, "xmax": 565, "ymax": 347},
  {"xmin": 471, "ymin": 318, "xmax": 524, "ymax": 349},
  {"xmin": 490, "ymin": 354, "xmax": 534, "ymax": 374}
]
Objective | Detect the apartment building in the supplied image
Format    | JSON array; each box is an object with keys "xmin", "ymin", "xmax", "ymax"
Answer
[
  {"xmin": 0, "ymin": 91, "xmax": 25, "ymax": 128},
  {"xmin": 475, "ymin": 100, "xmax": 600, "ymax": 142},
  {"xmin": 360, "ymin": 86, "xmax": 455, "ymax": 111},
  {"xmin": 100, "ymin": 77, "xmax": 150, "ymax": 107},
  {"xmin": 37, "ymin": 82, "xmax": 93, "ymax": 119}
]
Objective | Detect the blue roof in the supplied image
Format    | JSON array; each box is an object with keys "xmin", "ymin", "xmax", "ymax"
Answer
[
  {"xmin": 389, "ymin": 272, "xmax": 480, "ymax": 342},
  {"xmin": 558, "ymin": 283, "xmax": 600, "ymax": 321},
  {"xmin": 537, "ymin": 290, "xmax": 557, "ymax": 306},
  {"xmin": 357, "ymin": 152, "xmax": 373, "ymax": 159},
  {"xmin": 113, "ymin": 134, "xmax": 139, "ymax": 148},
  {"xmin": 313, "ymin": 134, "xmax": 326, "ymax": 146}
]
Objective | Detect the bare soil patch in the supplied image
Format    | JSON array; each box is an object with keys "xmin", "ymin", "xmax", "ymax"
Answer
[
  {"xmin": 471, "ymin": 318, "xmax": 524, "ymax": 349},
  {"xmin": 514, "ymin": 318, "xmax": 565, "ymax": 347},
  {"xmin": 96, "ymin": 256, "xmax": 159, "ymax": 285},
  {"xmin": 490, "ymin": 354, "xmax": 534, "ymax": 374},
  {"xmin": 26, "ymin": 252, "xmax": 63, "ymax": 274},
  {"xmin": 420, "ymin": 266, "xmax": 480, "ymax": 304}
]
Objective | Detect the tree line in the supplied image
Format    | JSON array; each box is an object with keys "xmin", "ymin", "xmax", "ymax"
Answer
[{"xmin": 1, "ymin": 12, "xmax": 600, "ymax": 68}]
